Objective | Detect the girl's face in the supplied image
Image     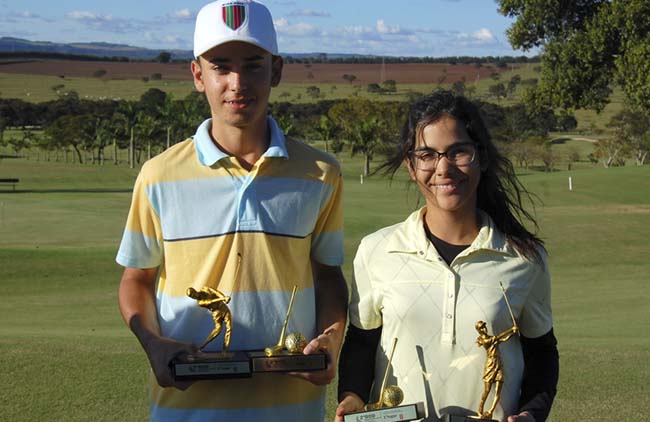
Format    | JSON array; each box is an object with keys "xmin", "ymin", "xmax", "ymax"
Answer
[{"xmin": 406, "ymin": 115, "xmax": 482, "ymax": 217}]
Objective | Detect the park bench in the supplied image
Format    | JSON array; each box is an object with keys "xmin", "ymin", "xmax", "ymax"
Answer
[{"xmin": 0, "ymin": 178, "xmax": 20, "ymax": 191}]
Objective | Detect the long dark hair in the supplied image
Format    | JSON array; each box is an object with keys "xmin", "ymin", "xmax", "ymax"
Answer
[{"xmin": 380, "ymin": 90, "xmax": 545, "ymax": 262}]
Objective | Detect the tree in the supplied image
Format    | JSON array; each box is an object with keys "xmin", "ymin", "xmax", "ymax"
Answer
[
  {"xmin": 306, "ymin": 86, "xmax": 321, "ymax": 99},
  {"xmin": 156, "ymin": 52, "xmax": 172, "ymax": 63},
  {"xmin": 593, "ymin": 138, "xmax": 629, "ymax": 168},
  {"xmin": 116, "ymin": 101, "xmax": 139, "ymax": 168},
  {"xmin": 488, "ymin": 83, "xmax": 507, "ymax": 99},
  {"xmin": 367, "ymin": 83, "xmax": 383, "ymax": 94},
  {"xmin": 80, "ymin": 115, "xmax": 112, "ymax": 165},
  {"xmin": 314, "ymin": 115, "xmax": 338, "ymax": 153},
  {"xmin": 609, "ymin": 107, "xmax": 650, "ymax": 165},
  {"xmin": 45, "ymin": 115, "xmax": 86, "ymax": 163},
  {"xmin": 135, "ymin": 112, "xmax": 161, "ymax": 162},
  {"xmin": 342, "ymin": 74, "xmax": 357, "ymax": 84},
  {"xmin": 498, "ymin": 0, "xmax": 650, "ymax": 114},
  {"xmin": 328, "ymin": 99, "xmax": 404, "ymax": 176},
  {"xmin": 383, "ymin": 80, "xmax": 397, "ymax": 93},
  {"xmin": 451, "ymin": 80, "xmax": 466, "ymax": 96}
]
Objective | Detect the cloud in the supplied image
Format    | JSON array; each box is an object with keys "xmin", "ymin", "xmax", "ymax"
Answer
[
  {"xmin": 143, "ymin": 32, "xmax": 189, "ymax": 48},
  {"xmin": 274, "ymin": 18, "xmax": 323, "ymax": 37},
  {"xmin": 376, "ymin": 20, "xmax": 412, "ymax": 35},
  {"xmin": 472, "ymin": 28, "xmax": 496, "ymax": 42},
  {"xmin": 66, "ymin": 10, "xmax": 113, "ymax": 23},
  {"xmin": 168, "ymin": 9, "xmax": 194, "ymax": 21},
  {"xmin": 1, "ymin": 10, "xmax": 54, "ymax": 23},
  {"xmin": 289, "ymin": 9, "xmax": 330, "ymax": 18}
]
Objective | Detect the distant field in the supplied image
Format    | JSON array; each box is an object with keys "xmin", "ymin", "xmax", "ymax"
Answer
[
  {"xmin": 0, "ymin": 58, "xmax": 515, "ymax": 84},
  {"xmin": 0, "ymin": 58, "xmax": 625, "ymax": 131},
  {"xmin": 1, "ymin": 58, "xmax": 519, "ymax": 103}
]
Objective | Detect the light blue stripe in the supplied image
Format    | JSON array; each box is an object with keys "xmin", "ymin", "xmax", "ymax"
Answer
[
  {"xmin": 158, "ymin": 288, "xmax": 317, "ymax": 351},
  {"xmin": 146, "ymin": 177, "xmax": 238, "ymax": 240},
  {"xmin": 150, "ymin": 394, "xmax": 325, "ymax": 422},
  {"xmin": 116, "ymin": 228, "xmax": 162, "ymax": 268},
  {"xmin": 311, "ymin": 230, "xmax": 344, "ymax": 266},
  {"xmin": 146, "ymin": 176, "xmax": 333, "ymax": 241}
]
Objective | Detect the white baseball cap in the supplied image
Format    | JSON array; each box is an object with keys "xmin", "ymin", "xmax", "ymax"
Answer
[{"xmin": 193, "ymin": 0, "xmax": 278, "ymax": 58}]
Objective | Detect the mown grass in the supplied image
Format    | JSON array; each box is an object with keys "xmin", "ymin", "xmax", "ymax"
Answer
[{"xmin": 1, "ymin": 150, "xmax": 648, "ymax": 421}]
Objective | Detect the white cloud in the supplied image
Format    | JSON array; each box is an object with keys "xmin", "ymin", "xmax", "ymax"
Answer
[
  {"xmin": 289, "ymin": 9, "xmax": 330, "ymax": 18},
  {"xmin": 376, "ymin": 20, "xmax": 396, "ymax": 34},
  {"xmin": 66, "ymin": 11, "xmax": 113, "ymax": 22},
  {"xmin": 169, "ymin": 9, "xmax": 194, "ymax": 20},
  {"xmin": 472, "ymin": 28, "xmax": 495, "ymax": 42},
  {"xmin": 274, "ymin": 18, "xmax": 322, "ymax": 37}
]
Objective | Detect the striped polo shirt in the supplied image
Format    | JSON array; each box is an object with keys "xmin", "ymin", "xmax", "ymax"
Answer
[{"xmin": 116, "ymin": 116, "xmax": 344, "ymax": 422}]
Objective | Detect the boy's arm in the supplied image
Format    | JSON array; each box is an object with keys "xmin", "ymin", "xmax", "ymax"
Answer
[{"xmin": 118, "ymin": 267, "xmax": 198, "ymax": 390}]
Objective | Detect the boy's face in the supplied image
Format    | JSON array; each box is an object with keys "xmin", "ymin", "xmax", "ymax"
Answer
[{"xmin": 191, "ymin": 41, "xmax": 283, "ymax": 131}]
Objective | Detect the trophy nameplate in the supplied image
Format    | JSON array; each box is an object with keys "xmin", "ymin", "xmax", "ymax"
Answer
[
  {"xmin": 172, "ymin": 351, "xmax": 252, "ymax": 380},
  {"xmin": 343, "ymin": 402, "xmax": 425, "ymax": 422},
  {"xmin": 249, "ymin": 350, "xmax": 328, "ymax": 372}
]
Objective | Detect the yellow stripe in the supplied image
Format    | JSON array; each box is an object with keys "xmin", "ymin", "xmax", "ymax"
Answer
[
  {"xmin": 150, "ymin": 372, "xmax": 324, "ymax": 409},
  {"xmin": 126, "ymin": 176, "xmax": 162, "ymax": 238},
  {"xmin": 159, "ymin": 232, "xmax": 314, "ymax": 297}
]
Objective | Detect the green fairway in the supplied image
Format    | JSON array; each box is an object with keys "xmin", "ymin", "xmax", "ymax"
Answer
[{"xmin": 1, "ymin": 155, "xmax": 648, "ymax": 421}]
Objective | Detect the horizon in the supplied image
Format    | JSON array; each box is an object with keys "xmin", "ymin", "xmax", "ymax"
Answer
[{"xmin": 0, "ymin": 0, "xmax": 540, "ymax": 58}]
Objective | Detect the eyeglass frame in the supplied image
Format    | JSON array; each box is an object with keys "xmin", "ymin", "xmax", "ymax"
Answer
[{"xmin": 407, "ymin": 141, "xmax": 480, "ymax": 170}]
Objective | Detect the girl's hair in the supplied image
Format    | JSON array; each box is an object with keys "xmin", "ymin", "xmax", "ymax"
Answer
[{"xmin": 380, "ymin": 90, "xmax": 544, "ymax": 262}]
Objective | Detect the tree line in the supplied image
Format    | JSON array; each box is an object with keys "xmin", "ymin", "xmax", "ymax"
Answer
[{"xmin": 1, "ymin": 86, "xmax": 648, "ymax": 171}]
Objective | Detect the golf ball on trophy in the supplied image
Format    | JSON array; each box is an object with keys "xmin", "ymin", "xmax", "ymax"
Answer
[
  {"xmin": 382, "ymin": 385, "xmax": 404, "ymax": 407},
  {"xmin": 284, "ymin": 332, "xmax": 308, "ymax": 353}
]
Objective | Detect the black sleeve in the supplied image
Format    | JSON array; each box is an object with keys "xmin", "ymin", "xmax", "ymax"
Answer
[
  {"xmin": 518, "ymin": 328, "xmax": 559, "ymax": 422},
  {"xmin": 337, "ymin": 324, "xmax": 382, "ymax": 403}
]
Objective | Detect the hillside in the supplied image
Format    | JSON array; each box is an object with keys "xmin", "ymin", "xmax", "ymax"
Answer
[{"xmin": 0, "ymin": 37, "xmax": 193, "ymax": 61}]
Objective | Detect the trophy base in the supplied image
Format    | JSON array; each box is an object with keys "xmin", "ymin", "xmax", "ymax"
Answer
[
  {"xmin": 249, "ymin": 350, "xmax": 328, "ymax": 373},
  {"xmin": 441, "ymin": 414, "xmax": 497, "ymax": 422},
  {"xmin": 343, "ymin": 402, "xmax": 425, "ymax": 422},
  {"xmin": 172, "ymin": 351, "xmax": 252, "ymax": 380}
]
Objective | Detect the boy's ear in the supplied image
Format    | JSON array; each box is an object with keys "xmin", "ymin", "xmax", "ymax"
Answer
[{"xmin": 191, "ymin": 60, "xmax": 205, "ymax": 92}]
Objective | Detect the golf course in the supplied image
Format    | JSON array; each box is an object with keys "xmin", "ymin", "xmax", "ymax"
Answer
[{"xmin": 0, "ymin": 147, "xmax": 648, "ymax": 421}]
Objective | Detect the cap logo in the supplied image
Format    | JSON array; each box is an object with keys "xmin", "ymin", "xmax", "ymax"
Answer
[{"xmin": 222, "ymin": 2, "xmax": 247, "ymax": 30}]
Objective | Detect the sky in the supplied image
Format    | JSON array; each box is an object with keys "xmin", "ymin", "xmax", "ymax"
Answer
[{"xmin": 0, "ymin": 0, "xmax": 538, "ymax": 57}]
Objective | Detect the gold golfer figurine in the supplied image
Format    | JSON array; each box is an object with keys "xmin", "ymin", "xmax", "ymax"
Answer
[
  {"xmin": 364, "ymin": 337, "xmax": 404, "ymax": 411},
  {"xmin": 187, "ymin": 286, "xmax": 233, "ymax": 352},
  {"xmin": 473, "ymin": 282, "xmax": 519, "ymax": 420},
  {"xmin": 265, "ymin": 285, "xmax": 308, "ymax": 356},
  {"xmin": 186, "ymin": 253, "xmax": 242, "ymax": 353}
]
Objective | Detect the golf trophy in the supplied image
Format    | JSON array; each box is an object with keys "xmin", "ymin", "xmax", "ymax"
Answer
[
  {"xmin": 249, "ymin": 285, "xmax": 328, "ymax": 373},
  {"xmin": 171, "ymin": 254, "xmax": 252, "ymax": 380},
  {"xmin": 344, "ymin": 338, "xmax": 425, "ymax": 422},
  {"xmin": 442, "ymin": 282, "xmax": 519, "ymax": 422}
]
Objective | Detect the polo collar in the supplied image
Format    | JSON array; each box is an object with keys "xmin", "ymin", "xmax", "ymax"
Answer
[
  {"xmin": 385, "ymin": 207, "xmax": 515, "ymax": 257},
  {"xmin": 194, "ymin": 116, "xmax": 289, "ymax": 166}
]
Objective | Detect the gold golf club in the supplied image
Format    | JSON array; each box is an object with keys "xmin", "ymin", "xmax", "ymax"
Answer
[
  {"xmin": 364, "ymin": 337, "xmax": 403, "ymax": 410},
  {"xmin": 264, "ymin": 285, "xmax": 298, "ymax": 356}
]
